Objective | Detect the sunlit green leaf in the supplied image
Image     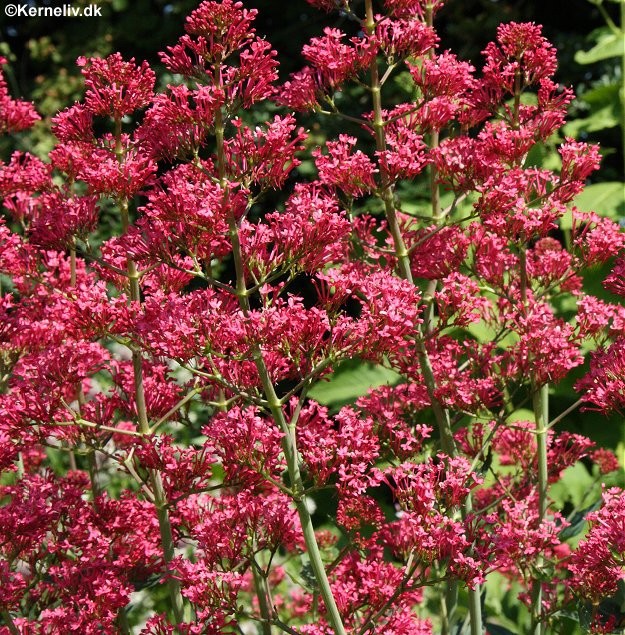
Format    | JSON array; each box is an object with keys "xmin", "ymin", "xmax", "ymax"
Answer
[
  {"xmin": 563, "ymin": 104, "xmax": 620, "ymax": 136},
  {"xmin": 308, "ymin": 359, "xmax": 402, "ymax": 409},
  {"xmin": 551, "ymin": 462, "xmax": 596, "ymax": 510},
  {"xmin": 485, "ymin": 624, "xmax": 518, "ymax": 635},
  {"xmin": 575, "ymin": 32, "xmax": 625, "ymax": 64},
  {"xmin": 573, "ymin": 181, "xmax": 625, "ymax": 218}
]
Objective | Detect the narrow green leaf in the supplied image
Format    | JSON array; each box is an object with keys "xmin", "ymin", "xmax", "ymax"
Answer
[
  {"xmin": 563, "ymin": 104, "xmax": 620, "ymax": 136},
  {"xmin": 578, "ymin": 604, "xmax": 593, "ymax": 630},
  {"xmin": 550, "ymin": 462, "xmax": 596, "ymax": 509},
  {"xmin": 579, "ymin": 81, "xmax": 620, "ymax": 106}
]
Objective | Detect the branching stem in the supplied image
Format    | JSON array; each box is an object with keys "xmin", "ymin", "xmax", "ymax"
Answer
[
  {"xmin": 362, "ymin": 2, "xmax": 483, "ymax": 631},
  {"xmin": 114, "ymin": 117, "xmax": 186, "ymax": 628},
  {"xmin": 214, "ymin": 65, "xmax": 347, "ymax": 635},
  {"xmin": 531, "ymin": 381, "xmax": 549, "ymax": 635}
]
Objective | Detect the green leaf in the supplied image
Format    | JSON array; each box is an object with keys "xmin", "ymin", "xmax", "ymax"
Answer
[
  {"xmin": 560, "ymin": 210, "xmax": 574, "ymax": 231},
  {"xmin": 614, "ymin": 578, "xmax": 625, "ymax": 613},
  {"xmin": 466, "ymin": 320, "xmax": 517, "ymax": 347},
  {"xmin": 299, "ymin": 559, "xmax": 319, "ymax": 591},
  {"xmin": 483, "ymin": 572, "xmax": 530, "ymax": 632},
  {"xmin": 296, "ymin": 160, "xmax": 317, "ymax": 177},
  {"xmin": 550, "ymin": 462, "xmax": 596, "ymax": 510},
  {"xmin": 578, "ymin": 81, "xmax": 620, "ymax": 107},
  {"xmin": 573, "ymin": 181, "xmax": 625, "ymax": 218},
  {"xmin": 575, "ymin": 32, "xmax": 625, "ymax": 64},
  {"xmin": 308, "ymin": 359, "xmax": 402, "ymax": 409},
  {"xmin": 563, "ymin": 104, "xmax": 620, "ymax": 136},
  {"xmin": 578, "ymin": 604, "xmax": 593, "ymax": 631},
  {"xmin": 505, "ymin": 408, "xmax": 535, "ymax": 423},
  {"xmin": 559, "ymin": 500, "xmax": 601, "ymax": 540}
]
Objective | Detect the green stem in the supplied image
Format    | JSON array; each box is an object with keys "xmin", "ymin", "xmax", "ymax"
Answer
[
  {"xmin": 531, "ymin": 382, "xmax": 549, "ymax": 635},
  {"xmin": 16, "ymin": 452, "xmax": 24, "ymax": 479},
  {"xmin": 364, "ymin": 1, "xmax": 413, "ymax": 284},
  {"xmin": 214, "ymin": 73, "xmax": 346, "ymax": 635},
  {"xmin": 114, "ymin": 118, "xmax": 186, "ymax": 628},
  {"xmin": 117, "ymin": 607, "xmax": 131, "ymax": 635},
  {"xmin": 364, "ymin": 0, "xmax": 453, "ymax": 453},
  {"xmin": 68, "ymin": 241, "xmax": 81, "ymax": 475},
  {"xmin": 444, "ymin": 581, "xmax": 458, "ymax": 634},
  {"xmin": 616, "ymin": 0, "xmax": 625, "ymax": 492},
  {"xmin": 234, "ymin": 242, "xmax": 347, "ymax": 635},
  {"xmin": 1, "ymin": 609, "xmax": 19, "ymax": 635},
  {"xmin": 363, "ymin": 3, "xmax": 483, "ymax": 632},
  {"xmin": 520, "ymin": 248, "xmax": 528, "ymax": 305},
  {"xmin": 252, "ymin": 560, "xmax": 273, "ymax": 635},
  {"xmin": 520, "ymin": 233, "xmax": 548, "ymax": 634},
  {"xmin": 513, "ymin": 66, "xmax": 522, "ymax": 130},
  {"xmin": 70, "ymin": 245, "xmax": 100, "ymax": 492},
  {"xmin": 463, "ymin": 494, "xmax": 483, "ymax": 635},
  {"xmin": 125, "ymin": 201, "xmax": 185, "ymax": 628},
  {"xmin": 76, "ymin": 381, "xmax": 100, "ymax": 500}
]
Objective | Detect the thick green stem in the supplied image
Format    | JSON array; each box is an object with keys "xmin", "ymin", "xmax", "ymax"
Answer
[
  {"xmin": 117, "ymin": 607, "xmax": 131, "ymax": 635},
  {"xmin": 531, "ymin": 382, "xmax": 549, "ymax": 635},
  {"xmin": 620, "ymin": 0, "xmax": 625, "ymax": 184},
  {"xmin": 214, "ymin": 78, "xmax": 346, "ymax": 634},
  {"xmin": 252, "ymin": 562, "xmax": 274, "ymax": 635},
  {"xmin": 429, "ymin": 130, "xmax": 441, "ymax": 220},
  {"xmin": 122, "ymin": 199, "xmax": 185, "ymax": 627},
  {"xmin": 364, "ymin": 2, "xmax": 413, "ymax": 283},
  {"xmin": 513, "ymin": 67, "xmax": 522, "ymax": 130},
  {"xmin": 364, "ymin": 3, "xmax": 483, "ymax": 632},
  {"xmin": 444, "ymin": 582, "xmax": 458, "ymax": 633},
  {"xmin": 70, "ymin": 246, "xmax": 100, "ymax": 489},
  {"xmin": 230, "ymin": 231, "xmax": 347, "ymax": 635},
  {"xmin": 70, "ymin": 245, "xmax": 77, "ymax": 287},
  {"xmin": 365, "ymin": 0, "xmax": 453, "ymax": 454},
  {"xmin": 463, "ymin": 494, "xmax": 483, "ymax": 635},
  {"xmin": 1, "ymin": 609, "xmax": 19, "ymax": 635},
  {"xmin": 114, "ymin": 119, "xmax": 185, "ymax": 627},
  {"xmin": 521, "ymin": 239, "xmax": 549, "ymax": 634},
  {"xmin": 68, "ymin": 242, "xmax": 80, "ymax": 475}
]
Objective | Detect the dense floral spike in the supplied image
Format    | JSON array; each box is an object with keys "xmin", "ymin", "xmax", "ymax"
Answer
[
  {"xmin": 77, "ymin": 53, "xmax": 155, "ymax": 118},
  {"xmin": 223, "ymin": 115, "xmax": 306, "ymax": 189},
  {"xmin": 136, "ymin": 85, "xmax": 225, "ymax": 160},
  {"xmin": 568, "ymin": 488, "xmax": 625, "ymax": 603},
  {"xmin": 482, "ymin": 22, "xmax": 558, "ymax": 97},
  {"xmin": 184, "ymin": 0, "xmax": 257, "ymax": 57},
  {"xmin": 576, "ymin": 339, "xmax": 625, "ymax": 413},
  {"xmin": 301, "ymin": 27, "xmax": 376, "ymax": 90},
  {"xmin": 376, "ymin": 17, "xmax": 438, "ymax": 61},
  {"xmin": 314, "ymin": 134, "xmax": 378, "ymax": 197},
  {"xmin": 384, "ymin": 0, "xmax": 445, "ymax": 20}
]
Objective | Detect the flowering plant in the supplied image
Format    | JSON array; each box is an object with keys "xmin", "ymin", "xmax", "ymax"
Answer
[{"xmin": 1, "ymin": 1, "xmax": 624, "ymax": 633}]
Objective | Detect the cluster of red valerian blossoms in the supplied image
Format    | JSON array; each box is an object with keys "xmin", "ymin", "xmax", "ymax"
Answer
[{"xmin": 0, "ymin": 1, "xmax": 624, "ymax": 633}]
